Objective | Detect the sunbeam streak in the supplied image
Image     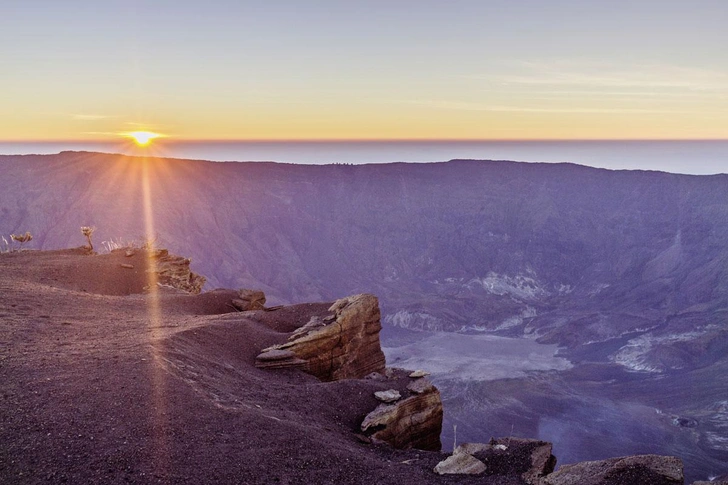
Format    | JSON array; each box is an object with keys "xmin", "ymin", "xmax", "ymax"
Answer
[{"xmin": 141, "ymin": 156, "xmax": 171, "ymax": 480}]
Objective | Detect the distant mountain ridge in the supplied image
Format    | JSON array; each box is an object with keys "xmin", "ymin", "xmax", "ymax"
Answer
[{"xmin": 2, "ymin": 151, "xmax": 726, "ymax": 373}]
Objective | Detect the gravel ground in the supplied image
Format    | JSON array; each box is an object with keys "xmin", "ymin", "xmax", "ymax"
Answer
[{"xmin": 0, "ymin": 249, "xmax": 530, "ymax": 484}]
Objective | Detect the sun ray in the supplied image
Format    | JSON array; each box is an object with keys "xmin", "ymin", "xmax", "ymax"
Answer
[{"xmin": 140, "ymin": 154, "xmax": 171, "ymax": 479}]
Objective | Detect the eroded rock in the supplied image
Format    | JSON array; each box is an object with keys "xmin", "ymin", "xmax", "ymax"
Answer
[
  {"xmin": 360, "ymin": 382, "xmax": 443, "ymax": 451},
  {"xmin": 232, "ymin": 289, "xmax": 266, "ymax": 311},
  {"xmin": 151, "ymin": 249, "xmax": 206, "ymax": 294},
  {"xmin": 256, "ymin": 294, "xmax": 386, "ymax": 381},
  {"xmin": 544, "ymin": 454, "xmax": 683, "ymax": 485}
]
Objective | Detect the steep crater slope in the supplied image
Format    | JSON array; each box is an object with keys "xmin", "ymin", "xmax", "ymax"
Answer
[{"xmin": 1, "ymin": 153, "xmax": 726, "ymax": 371}]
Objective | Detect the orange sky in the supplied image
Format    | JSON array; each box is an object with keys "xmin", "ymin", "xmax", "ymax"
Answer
[{"xmin": 3, "ymin": 2, "xmax": 727, "ymax": 141}]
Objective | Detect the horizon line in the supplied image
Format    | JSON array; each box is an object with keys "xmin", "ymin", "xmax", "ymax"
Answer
[{"xmin": 1, "ymin": 137, "xmax": 728, "ymax": 143}]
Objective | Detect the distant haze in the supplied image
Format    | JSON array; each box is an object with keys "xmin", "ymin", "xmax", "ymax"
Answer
[{"xmin": 0, "ymin": 140, "xmax": 726, "ymax": 175}]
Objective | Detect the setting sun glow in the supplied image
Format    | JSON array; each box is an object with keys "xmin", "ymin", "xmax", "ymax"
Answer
[{"xmin": 126, "ymin": 131, "xmax": 162, "ymax": 146}]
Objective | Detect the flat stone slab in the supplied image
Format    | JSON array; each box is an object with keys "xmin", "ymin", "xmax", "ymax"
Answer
[
  {"xmin": 374, "ymin": 389, "xmax": 401, "ymax": 403},
  {"xmin": 409, "ymin": 369, "xmax": 430, "ymax": 378}
]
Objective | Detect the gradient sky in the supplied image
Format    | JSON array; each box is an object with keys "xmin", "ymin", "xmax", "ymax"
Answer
[{"xmin": 2, "ymin": 0, "xmax": 727, "ymax": 141}]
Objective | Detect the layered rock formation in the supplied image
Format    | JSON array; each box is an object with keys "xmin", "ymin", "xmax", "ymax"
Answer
[
  {"xmin": 147, "ymin": 248, "xmax": 206, "ymax": 294},
  {"xmin": 360, "ymin": 371, "xmax": 443, "ymax": 451},
  {"xmin": 256, "ymin": 294, "xmax": 386, "ymax": 381},
  {"xmin": 254, "ymin": 293, "xmax": 443, "ymax": 451}
]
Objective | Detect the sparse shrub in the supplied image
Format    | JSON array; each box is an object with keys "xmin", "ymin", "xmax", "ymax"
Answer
[
  {"xmin": 10, "ymin": 232, "xmax": 33, "ymax": 249},
  {"xmin": 101, "ymin": 237, "xmax": 131, "ymax": 253},
  {"xmin": 100, "ymin": 235, "xmax": 158, "ymax": 253},
  {"xmin": 81, "ymin": 226, "xmax": 95, "ymax": 250}
]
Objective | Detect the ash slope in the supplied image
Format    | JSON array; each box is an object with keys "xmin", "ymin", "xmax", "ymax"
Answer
[{"xmin": 1, "ymin": 249, "xmax": 470, "ymax": 484}]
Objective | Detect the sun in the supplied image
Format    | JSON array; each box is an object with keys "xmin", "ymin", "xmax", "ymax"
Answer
[{"xmin": 125, "ymin": 131, "xmax": 162, "ymax": 146}]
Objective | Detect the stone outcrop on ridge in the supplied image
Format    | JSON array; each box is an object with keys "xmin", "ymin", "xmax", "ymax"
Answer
[
  {"xmin": 360, "ymin": 371, "xmax": 443, "ymax": 451},
  {"xmin": 255, "ymin": 293, "xmax": 386, "ymax": 381},
  {"xmin": 148, "ymin": 248, "xmax": 206, "ymax": 294},
  {"xmin": 254, "ymin": 293, "xmax": 443, "ymax": 451}
]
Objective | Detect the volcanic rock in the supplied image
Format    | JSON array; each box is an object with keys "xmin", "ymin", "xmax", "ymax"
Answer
[
  {"xmin": 544, "ymin": 454, "xmax": 683, "ymax": 485},
  {"xmin": 360, "ymin": 382, "xmax": 443, "ymax": 450},
  {"xmin": 258, "ymin": 294, "xmax": 386, "ymax": 381},
  {"xmin": 231, "ymin": 289, "xmax": 266, "ymax": 311},
  {"xmin": 151, "ymin": 249, "xmax": 206, "ymax": 294}
]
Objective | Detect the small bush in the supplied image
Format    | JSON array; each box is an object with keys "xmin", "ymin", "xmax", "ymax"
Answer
[{"xmin": 80, "ymin": 226, "xmax": 95, "ymax": 250}]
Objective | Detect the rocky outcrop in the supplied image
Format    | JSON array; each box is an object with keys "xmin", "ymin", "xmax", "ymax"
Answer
[
  {"xmin": 149, "ymin": 249, "xmax": 206, "ymax": 294},
  {"xmin": 231, "ymin": 289, "xmax": 266, "ymax": 311},
  {"xmin": 255, "ymin": 294, "xmax": 386, "ymax": 381},
  {"xmin": 434, "ymin": 438, "xmax": 556, "ymax": 483},
  {"xmin": 360, "ymin": 373, "xmax": 442, "ymax": 451},
  {"xmin": 255, "ymin": 295, "xmax": 442, "ymax": 451},
  {"xmin": 544, "ymin": 454, "xmax": 683, "ymax": 485}
]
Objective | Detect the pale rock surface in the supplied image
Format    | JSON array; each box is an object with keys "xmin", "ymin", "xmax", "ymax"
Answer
[
  {"xmin": 408, "ymin": 370, "xmax": 430, "ymax": 378},
  {"xmin": 434, "ymin": 452, "xmax": 486, "ymax": 475},
  {"xmin": 374, "ymin": 390, "xmax": 401, "ymax": 403}
]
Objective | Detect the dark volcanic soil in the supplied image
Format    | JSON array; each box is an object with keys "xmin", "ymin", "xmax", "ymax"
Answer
[{"xmin": 0, "ymin": 249, "xmax": 528, "ymax": 484}]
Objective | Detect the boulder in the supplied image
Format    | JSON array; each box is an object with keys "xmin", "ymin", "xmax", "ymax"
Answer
[
  {"xmin": 406, "ymin": 378, "xmax": 434, "ymax": 394},
  {"xmin": 544, "ymin": 454, "xmax": 683, "ymax": 485},
  {"xmin": 434, "ymin": 452, "xmax": 486, "ymax": 475},
  {"xmin": 257, "ymin": 294, "xmax": 386, "ymax": 381},
  {"xmin": 232, "ymin": 289, "xmax": 266, "ymax": 311},
  {"xmin": 360, "ymin": 382, "xmax": 443, "ymax": 451}
]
